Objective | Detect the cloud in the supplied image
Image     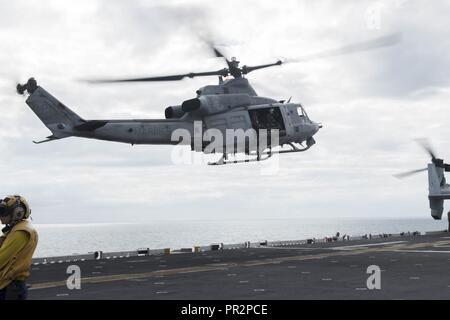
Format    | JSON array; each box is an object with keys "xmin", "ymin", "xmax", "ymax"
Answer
[{"xmin": 0, "ymin": 0, "xmax": 449, "ymax": 223}]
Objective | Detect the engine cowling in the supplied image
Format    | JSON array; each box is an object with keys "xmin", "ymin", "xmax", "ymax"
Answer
[
  {"xmin": 181, "ymin": 94, "xmax": 252, "ymax": 116},
  {"xmin": 165, "ymin": 105, "xmax": 185, "ymax": 119}
]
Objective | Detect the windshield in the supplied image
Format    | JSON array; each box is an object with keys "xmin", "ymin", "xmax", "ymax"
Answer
[{"xmin": 297, "ymin": 105, "xmax": 310, "ymax": 120}]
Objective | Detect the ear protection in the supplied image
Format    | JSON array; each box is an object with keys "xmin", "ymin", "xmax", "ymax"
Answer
[{"xmin": 0, "ymin": 195, "xmax": 31, "ymax": 222}]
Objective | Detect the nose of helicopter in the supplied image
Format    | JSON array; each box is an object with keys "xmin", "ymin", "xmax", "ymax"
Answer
[{"xmin": 312, "ymin": 122, "xmax": 322, "ymax": 134}]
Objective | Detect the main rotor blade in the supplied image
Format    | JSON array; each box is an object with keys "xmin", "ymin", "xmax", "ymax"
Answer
[
  {"xmin": 284, "ymin": 33, "xmax": 401, "ymax": 64},
  {"xmin": 199, "ymin": 35, "xmax": 232, "ymax": 68},
  {"xmin": 242, "ymin": 60, "xmax": 283, "ymax": 75},
  {"xmin": 394, "ymin": 168, "xmax": 428, "ymax": 179},
  {"xmin": 415, "ymin": 138, "xmax": 437, "ymax": 161},
  {"xmin": 86, "ymin": 69, "xmax": 229, "ymax": 84},
  {"xmin": 212, "ymin": 46, "xmax": 227, "ymax": 60},
  {"xmin": 209, "ymin": 43, "xmax": 233, "ymax": 69}
]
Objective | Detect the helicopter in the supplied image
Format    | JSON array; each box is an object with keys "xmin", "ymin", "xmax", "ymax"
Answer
[
  {"xmin": 16, "ymin": 33, "xmax": 400, "ymax": 165},
  {"xmin": 395, "ymin": 139, "xmax": 450, "ymax": 220}
]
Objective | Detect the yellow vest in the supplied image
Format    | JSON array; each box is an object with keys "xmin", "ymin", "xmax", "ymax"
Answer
[{"xmin": 0, "ymin": 220, "xmax": 38, "ymax": 289}]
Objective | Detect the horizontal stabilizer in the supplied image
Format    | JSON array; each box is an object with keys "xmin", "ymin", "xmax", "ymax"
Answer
[
  {"xmin": 74, "ymin": 120, "xmax": 108, "ymax": 132},
  {"xmin": 33, "ymin": 135, "xmax": 62, "ymax": 144}
]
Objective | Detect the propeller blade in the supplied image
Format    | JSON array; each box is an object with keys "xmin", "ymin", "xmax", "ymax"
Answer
[
  {"xmin": 415, "ymin": 138, "xmax": 438, "ymax": 161},
  {"xmin": 284, "ymin": 32, "xmax": 401, "ymax": 64},
  {"xmin": 394, "ymin": 168, "xmax": 428, "ymax": 179},
  {"xmin": 85, "ymin": 69, "xmax": 229, "ymax": 84},
  {"xmin": 242, "ymin": 60, "xmax": 283, "ymax": 75}
]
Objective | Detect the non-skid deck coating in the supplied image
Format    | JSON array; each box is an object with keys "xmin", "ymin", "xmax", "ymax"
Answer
[{"xmin": 28, "ymin": 232, "xmax": 450, "ymax": 299}]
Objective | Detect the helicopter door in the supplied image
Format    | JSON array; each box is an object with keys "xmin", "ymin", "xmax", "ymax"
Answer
[
  {"xmin": 248, "ymin": 106, "xmax": 286, "ymax": 137},
  {"xmin": 204, "ymin": 111, "xmax": 254, "ymax": 153}
]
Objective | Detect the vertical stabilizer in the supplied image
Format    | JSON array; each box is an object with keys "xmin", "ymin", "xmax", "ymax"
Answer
[{"xmin": 25, "ymin": 86, "xmax": 84, "ymax": 139}]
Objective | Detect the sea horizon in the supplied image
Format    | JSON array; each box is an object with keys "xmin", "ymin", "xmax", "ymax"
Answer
[{"xmin": 31, "ymin": 217, "xmax": 448, "ymax": 258}]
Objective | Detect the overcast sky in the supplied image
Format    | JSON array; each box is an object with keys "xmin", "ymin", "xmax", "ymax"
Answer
[{"xmin": 0, "ymin": 0, "xmax": 449, "ymax": 224}]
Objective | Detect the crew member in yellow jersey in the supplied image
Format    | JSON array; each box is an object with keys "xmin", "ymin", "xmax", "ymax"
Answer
[{"xmin": 0, "ymin": 195, "xmax": 38, "ymax": 300}]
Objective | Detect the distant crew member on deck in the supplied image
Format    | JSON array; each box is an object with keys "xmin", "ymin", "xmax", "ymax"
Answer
[{"xmin": 0, "ymin": 195, "xmax": 38, "ymax": 300}]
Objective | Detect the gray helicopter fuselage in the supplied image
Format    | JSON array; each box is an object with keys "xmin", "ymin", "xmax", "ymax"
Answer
[{"xmin": 23, "ymin": 78, "xmax": 320, "ymax": 154}]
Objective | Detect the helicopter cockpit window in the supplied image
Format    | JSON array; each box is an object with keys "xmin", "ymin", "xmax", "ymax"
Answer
[
  {"xmin": 297, "ymin": 105, "xmax": 310, "ymax": 121},
  {"xmin": 249, "ymin": 107, "xmax": 286, "ymax": 136}
]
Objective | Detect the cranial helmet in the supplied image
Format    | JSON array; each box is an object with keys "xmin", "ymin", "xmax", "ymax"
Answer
[{"xmin": 0, "ymin": 195, "xmax": 31, "ymax": 222}]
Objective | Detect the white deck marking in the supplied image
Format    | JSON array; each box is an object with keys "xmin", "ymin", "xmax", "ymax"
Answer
[
  {"xmin": 128, "ymin": 278, "xmax": 148, "ymax": 282},
  {"xmin": 254, "ymin": 247, "xmax": 315, "ymax": 250},
  {"xmin": 331, "ymin": 241, "xmax": 407, "ymax": 250},
  {"xmin": 254, "ymin": 289, "xmax": 265, "ymax": 292},
  {"xmin": 211, "ymin": 263, "xmax": 229, "ymax": 267},
  {"xmin": 396, "ymin": 250, "xmax": 450, "ymax": 254}
]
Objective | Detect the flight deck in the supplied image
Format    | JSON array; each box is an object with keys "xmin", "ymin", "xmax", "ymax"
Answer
[{"xmin": 27, "ymin": 231, "xmax": 450, "ymax": 300}]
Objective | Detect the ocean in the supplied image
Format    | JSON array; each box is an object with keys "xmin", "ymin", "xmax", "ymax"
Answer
[{"xmin": 32, "ymin": 218, "xmax": 449, "ymax": 258}]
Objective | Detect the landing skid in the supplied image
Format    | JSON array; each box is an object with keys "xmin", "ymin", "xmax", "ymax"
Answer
[
  {"xmin": 208, "ymin": 152, "xmax": 273, "ymax": 166},
  {"xmin": 207, "ymin": 142, "xmax": 312, "ymax": 166},
  {"xmin": 277, "ymin": 142, "xmax": 311, "ymax": 154}
]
